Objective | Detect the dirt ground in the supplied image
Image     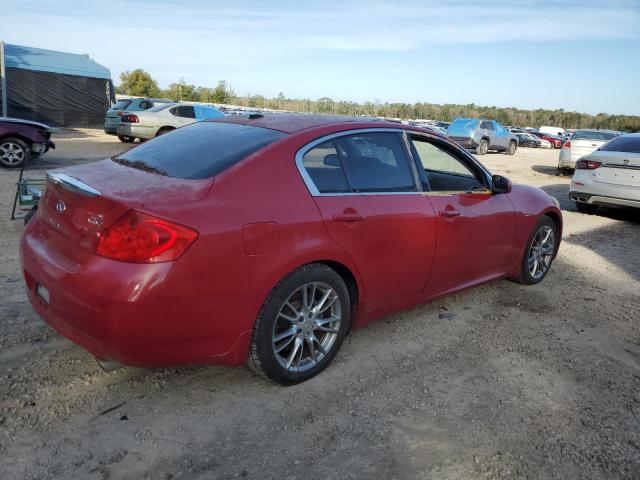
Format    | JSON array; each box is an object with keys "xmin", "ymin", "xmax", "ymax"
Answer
[{"xmin": 1, "ymin": 130, "xmax": 639, "ymax": 480}]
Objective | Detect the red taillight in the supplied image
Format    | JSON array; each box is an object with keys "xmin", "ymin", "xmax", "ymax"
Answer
[
  {"xmin": 96, "ymin": 210, "xmax": 198, "ymax": 263},
  {"xmin": 563, "ymin": 141, "xmax": 571, "ymax": 148},
  {"xmin": 122, "ymin": 114, "xmax": 139, "ymax": 123},
  {"xmin": 575, "ymin": 159, "xmax": 602, "ymax": 170}
]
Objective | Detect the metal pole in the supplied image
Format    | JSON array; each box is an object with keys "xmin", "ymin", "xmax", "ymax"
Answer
[{"xmin": 1, "ymin": 41, "xmax": 7, "ymax": 117}]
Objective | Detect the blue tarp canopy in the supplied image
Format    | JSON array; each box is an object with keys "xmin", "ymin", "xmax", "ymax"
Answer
[{"xmin": 3, "ymin": 43, "xmax": 111, "ymax": 79}]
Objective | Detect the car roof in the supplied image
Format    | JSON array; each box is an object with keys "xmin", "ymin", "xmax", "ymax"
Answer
[{"xmin": 209, "ymin": 113, "xmax": 405, "ymax": 134}]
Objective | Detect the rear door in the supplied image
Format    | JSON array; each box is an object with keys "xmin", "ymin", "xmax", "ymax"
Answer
[
  {"xmin": 407, "ymin": 134, "xmax": 517, "ymax": 292},
  {"xmin": 298, "ymin": 130, "xmax": 437, "ymax": 311},
  {"xmin": 480, "ymin": 121, "xmax": 497, "ymax": 148}
]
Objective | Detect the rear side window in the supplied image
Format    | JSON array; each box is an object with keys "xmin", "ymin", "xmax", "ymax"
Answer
[
  {"xmin": 299, "ymin": 132, "xmax": 417, "ymax": 194},
  {"xmin": 599, "ymin": 136, "xmax": 640, "ymax": 153},
  {"xmin": 176, "ymin": 106, "xmax": 196, "ymax": 118},
  {"xmin": 302, "ymin": 141, "xmax": 350, "ymax": 193},
  {"xmin": 113, "ymin": 122, "xmax": 286, "ymax": 179},
  {"xmin": 112, "ymin": 100, "xmax": 132, "ymax": 109}
]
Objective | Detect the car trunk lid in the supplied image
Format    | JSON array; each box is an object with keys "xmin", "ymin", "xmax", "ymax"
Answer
[
  {"xmin": 588, "ymin": 152, "xmax": 640, "ymax": 187},
  {"xmin": 571, "ymin": 139, "xmax": 607, "ymax": 158},
  {"xmin": 37, "ymin": 159, "xmax": 212, "ymax": 264}
]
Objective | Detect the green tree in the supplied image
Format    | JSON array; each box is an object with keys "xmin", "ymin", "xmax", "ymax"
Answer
[{"xmin": 118, "ymin": 69, "xmax": 160, "ymax": 97}]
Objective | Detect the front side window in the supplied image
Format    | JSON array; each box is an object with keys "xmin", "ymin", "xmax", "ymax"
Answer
[{"xmin": 410, "ymin": 137, "xmax": 484, "ymax": 192}]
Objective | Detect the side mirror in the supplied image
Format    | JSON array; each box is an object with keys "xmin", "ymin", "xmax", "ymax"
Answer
[{"xmin": 492, "ymin": 174, "xmax": 512, "ymax": 194}]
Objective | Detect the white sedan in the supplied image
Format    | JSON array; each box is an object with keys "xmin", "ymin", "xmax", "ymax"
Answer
[
  {"xmin": 569, "ymin": 133, "xmax": 640, "ymax": 213},
  {"xmin": 117, "ymin": 103, "xmax": 224, "ymax": 141},
  {"xmin": 558, "ymin": 129, "xmax": 619, "ymax": 172}
]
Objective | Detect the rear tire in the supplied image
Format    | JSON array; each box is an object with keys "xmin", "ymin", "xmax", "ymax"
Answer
[
  {"xmin": 0, "ymin": 137, "xmax": 30, "ymax": 168},
  {"xmin": 575, "ymin": 202, "xmax": 599, "ymax": 214},
  {"xmin": 476, "ymin": 139, "xmax": 489, "ymax": 155},
  {"xmin": 118, "ymin": 135, "xmax": 135, "ymax": 143},
  {"xmin": 248, "ymin": 263, "xmax": 351, "ymax": 385},
  {"xmin": 506, "ymin": 140, "xmax": 517, "ymax": 155},
  {"xmin": 515, "ymin": 216, "xmax": 557, "ymax": 285}
]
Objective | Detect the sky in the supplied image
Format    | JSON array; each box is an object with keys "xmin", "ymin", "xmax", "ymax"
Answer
[{"xmin": 3, "ymin": 0, "xmax": 640, "ymax": 115}]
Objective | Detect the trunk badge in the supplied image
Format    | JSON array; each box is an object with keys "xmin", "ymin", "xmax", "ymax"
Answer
[{"xmin": 55, "ymin": 200, "xmax": 66, "ymax": 213}]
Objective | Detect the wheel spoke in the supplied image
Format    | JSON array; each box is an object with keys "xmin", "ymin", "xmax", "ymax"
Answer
[
  {"xmin": 275, "ymin": 334, "xmax": 296, "ymax": 353},
  {"xmin": 306, "ymin": 336, "xmax": 317, "ymax": 361},
  {"xmin": 278, "ymin": 312, "xmax": 298, "ymax": 324},
  {"xmin": 316, "ymin": 315, "xmax": 340, "ymax": 327},
  {"xmin": 285, "ymin": 337, "xmax": 303, "ymax": 369},
  {"xmin": 273, "ymin": 327, "xmax": 296, "ymax": 344},
  {"xmin": 315, "ymin": 325, "xmax": 339, "ymax": 334}
]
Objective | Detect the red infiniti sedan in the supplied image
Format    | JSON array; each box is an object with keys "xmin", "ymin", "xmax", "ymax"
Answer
[{"xmin": 20, "ymin": 114, "xmax": 562, "ymax": 384}]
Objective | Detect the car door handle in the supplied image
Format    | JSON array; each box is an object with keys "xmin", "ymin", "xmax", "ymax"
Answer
[
  {"xmin": 438, "ymin": 209, "xmax": 460, "ymax": 218},
  {"xmin": 333, "ymin": 214, "xmax": 364, "ymax": 222}
]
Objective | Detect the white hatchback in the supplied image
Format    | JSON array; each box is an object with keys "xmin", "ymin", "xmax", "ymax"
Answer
[{"xmin": 569, "ymin": 134, "xmax": 640, "ymax": 213}]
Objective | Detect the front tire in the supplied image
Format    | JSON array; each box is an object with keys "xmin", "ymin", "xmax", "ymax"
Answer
[
  {"xmin": 516, "ymin": 216, "xmax": 557, "ymax": 285},
  {"xmin": 0, "ymin": 137, "xmax": 30, "ymax": 168},
  {"xmin": 248, "ymin": 264, "xmax": 351, "ymax": 385}
]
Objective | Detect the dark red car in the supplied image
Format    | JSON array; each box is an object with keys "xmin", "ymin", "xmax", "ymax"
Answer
[
  {"xmin": 20, "ymin": 114, "xmax": 562, "ymax": 384},
  {"xmin": 532, "ymin": 132, "xmax": 564, "ymax": 148},
  {"xmin": 0, "ymin": 117, "xmax": 55, "ymax": 168}
]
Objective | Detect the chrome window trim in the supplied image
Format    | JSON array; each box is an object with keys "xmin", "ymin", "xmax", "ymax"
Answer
[
  {"xmin": 47, "ymin": 173, "xmax": 101, "ymax": 197},
  {"xmin": 295, "ymin": 128, "xmax": 424, "ymax": 197}
]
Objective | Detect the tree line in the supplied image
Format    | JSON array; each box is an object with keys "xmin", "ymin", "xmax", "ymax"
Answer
[{"xmin": 117, "ymin": 69, "xmax": 640, "ymax": 132}]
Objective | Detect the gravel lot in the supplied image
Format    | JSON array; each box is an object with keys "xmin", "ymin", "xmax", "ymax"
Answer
[{"xmin": 1, "ymin": 130, "xmax": 639, "ymax": 479}]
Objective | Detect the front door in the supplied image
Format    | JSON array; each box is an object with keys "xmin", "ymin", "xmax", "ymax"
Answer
[
  {"xmin": 299, "ymin": 131, "xmax": 437, "ymax": 311},
  {"xmin": 407, "ymin": 134, "xmax": 517, "ymax": 293}
]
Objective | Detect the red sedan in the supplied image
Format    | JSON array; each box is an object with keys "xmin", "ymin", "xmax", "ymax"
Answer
[{"xmin": 20, "ymin": 114, "xmax": 562, "ymax": 384}]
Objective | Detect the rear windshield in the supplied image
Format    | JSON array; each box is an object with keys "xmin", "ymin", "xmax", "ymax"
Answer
[
  {"xmin": 113, "ymin": 121, "xmax": 287, "ymax": 179},
  {"xmin": 112, "ymin": 100, "xmax": 132, "ymax": 109},
  {"xmin": 572, "ymin": 131, "xmax": 619, "ymax": 141},
  {"xmin": 599, "ymin": 136, "xmax": 640, "ymax": 153}
]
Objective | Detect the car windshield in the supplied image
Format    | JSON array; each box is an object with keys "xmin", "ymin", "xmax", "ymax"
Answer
[
  {"xmin": 572, "ymin": 131, "xmax": 619, "ymax": 141},
  {"xmin": 448, "ymin": 118, "xmax": 479, "ymax": 136},
  {"xmin": 112, "ymin": 100, "xmax": 132, "ymax": 109},
  {"xmin": 113, "ymin": 121, "xmax": 287, "ymax": 179},
  {"xmin": 599, "ymin": 135, "xmax": 640, "ymax": 153},
  {"xmin": 147, "ymin": 103, "xmax": 174, "ymax": 112}
]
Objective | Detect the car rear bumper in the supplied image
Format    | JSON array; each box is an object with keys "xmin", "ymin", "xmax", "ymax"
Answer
[
  {"xmin": 449, "ymin": 136, "xmax": 478, "ymax": 149},
  {"xmin": 20, "ymin": 219, "xmax": 250, "ymax": 367},
  {"xmin": 117, "ymin": 123, "xmax": 156, "ymax": 139},
  {"xmin": 569, "ymin": 191, "xmax": 640, "ymax": 209}
]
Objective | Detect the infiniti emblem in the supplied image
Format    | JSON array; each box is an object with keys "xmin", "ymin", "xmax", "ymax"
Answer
[{"xmin": 55, "ymin": 200, "xmax": 66, "ymax": 213}]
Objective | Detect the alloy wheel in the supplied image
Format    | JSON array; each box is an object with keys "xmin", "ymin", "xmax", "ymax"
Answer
[
  {"xmin": 528, "ymin": 225, "xmax": 555, "ymax": 280},
  {"xmin": 272, "ymin": 282, "xmax": 341, "ymax": 373},
  {"xmin": 0, "ymin": 142, "xmax": 25, "ymax": 166}
]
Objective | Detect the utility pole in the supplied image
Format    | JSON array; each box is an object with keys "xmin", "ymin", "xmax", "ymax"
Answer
[{"xmin": 1, "ymin": 41, "xmax": 7, "ymax": 117}]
